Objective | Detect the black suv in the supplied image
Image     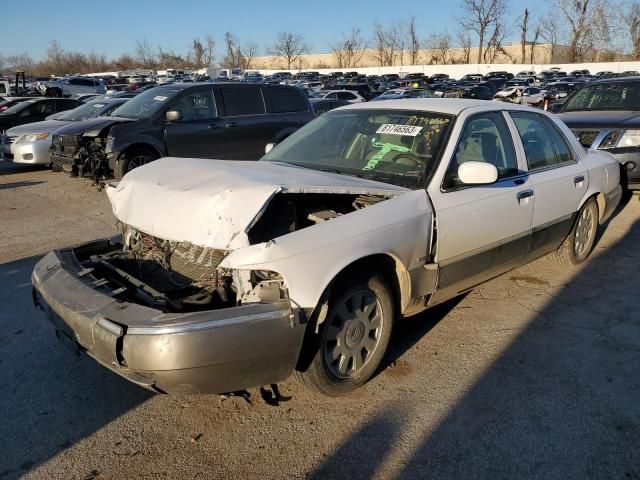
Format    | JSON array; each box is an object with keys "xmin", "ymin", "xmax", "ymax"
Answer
[
  {"xmin": 555, "ymin": 77, "xmax": 640, "ymax": 189},
  {"xmin": 50, "ymin": 83, "xmax": 313, "ymax": 179}
]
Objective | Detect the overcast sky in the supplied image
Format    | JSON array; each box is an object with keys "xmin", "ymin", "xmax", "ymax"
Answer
[{"xmin": 1, "ymin": 0, "xmax": 535, "ymax": 60}]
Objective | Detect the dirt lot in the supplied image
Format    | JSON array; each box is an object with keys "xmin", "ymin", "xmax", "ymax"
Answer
[{"xmin": 1, "ymin": 162, "xmax": 639, "ymax": 480}]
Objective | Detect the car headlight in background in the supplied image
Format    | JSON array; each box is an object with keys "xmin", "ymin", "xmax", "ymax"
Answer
[
  {"xmin": 617, "ymin": 130, "xmax": 640, "ymax": 148},
  {"xmin": 17, "ymin": 132, "xmax": 49, "ymax": 143},
  {"xmin": 600, "ymin": 130, "xmax": 640, "ymax": 149}
]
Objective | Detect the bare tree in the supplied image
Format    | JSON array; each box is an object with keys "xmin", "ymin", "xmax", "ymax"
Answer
[
  {"xmin": 408, "ymin": 16, "xmax": 421, "ymax": 65},
  {"xmin": 457, "ymin": 31, "xmax": 473, "ymax": 63},
  {"xmin": 394, "ymin": 20, "xmax": 409, "ymax": 66},
  {"xmin": 425, "ymin": 32, "xmax": 452, "ymax": 64},
  {"xmin": 370, "ymin": 21, "xmax": 399, "ymax": 66},
  {"xmin": 135, "ymin": 39, "xmax": 156, "ymax": 68},
  {"xmin": 268, "ymin": 31, "xmax": 309, "ymax": 69},
  {"xmin": 240, "ymin": 41, "xmax": 259, "ymax": 70},
  {"xmin": 330, "ymin": 28, "xmax": 367, "ymax": 68},
  {"xmin": 458, "ymin": 0, "xmax": 507, "ymax": 64},
  {"xmin": 621, "ymin": 2, "xmax": 640, "ymax": 59},
  {"xmin": 223, "ymin": 32, "xmax": 242, "ymax": 69},
  {"xmin": 483, "ymin": 23, "xmax": 511, "ymax": 63},
  {"xmin": 520, "ymin": 8, "xmax": 529, "ymax": 63},
  {"xmin": 540, "ymin": 16, "xmax": 562, "ymax": 62},
  {"xmin": 555, "ymin": 0, "xmax": 611, "ymax": 62},
  {"xmin": 530, "ymin": 25, "xmax": 541, "ymax": 63},
  {"xmin": 6, "ymin": 53, "xmax": 35, "ymax": 73}
]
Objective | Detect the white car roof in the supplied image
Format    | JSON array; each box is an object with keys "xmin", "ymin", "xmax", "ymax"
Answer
[{"xmin": 340, "ymin": 98, "xmax": 544, "ymax": 116}]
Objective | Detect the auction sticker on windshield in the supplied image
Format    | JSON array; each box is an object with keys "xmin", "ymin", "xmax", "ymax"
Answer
[{"xmin": 376, "ymin": 124, "xmax": 423, "ymax": 136}]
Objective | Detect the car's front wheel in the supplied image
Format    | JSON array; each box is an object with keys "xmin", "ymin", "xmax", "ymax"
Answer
[
  {"xmin": 554, "ymin": 198, "xmax": 599, "ymax": 265},
  {"xmin": 114, "ymin": 147, "xmax": 158, "ymax": 180},
  {"xmin": 297, "ymin": 272, "xmax": 394, "ymax": 396}
]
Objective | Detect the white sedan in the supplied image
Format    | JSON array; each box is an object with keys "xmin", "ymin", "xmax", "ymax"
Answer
[
  {"xmin": 320, "ymin": 90, "xmax": 367, "ymax": 103},
  {"xmin": 32, "ymin": 100, "xmax": 622, "ymax": 397}
]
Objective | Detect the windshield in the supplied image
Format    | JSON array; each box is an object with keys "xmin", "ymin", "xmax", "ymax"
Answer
[
  {"xmin": 1, "ymin": 101, "xmax": 34, "ymax": 115},
  {"xmin": 110, "ymin": 87, "xmax": 177, "ymax": 119},
  {"xmin": 562, "ymin": 82, "xmax": 640, "ymax": 111},
  {"xmin": 56, "ymin": 102, "xmax": 108, "ymax": 121},
  {"xmin": 262, "ymin": 109, "xmax": 454, "ymax": 189}
]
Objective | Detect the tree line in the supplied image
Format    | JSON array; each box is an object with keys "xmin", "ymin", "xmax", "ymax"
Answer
[{"xmin": 1, "ymin": 0, "xmax": 638, "ymax": 76}]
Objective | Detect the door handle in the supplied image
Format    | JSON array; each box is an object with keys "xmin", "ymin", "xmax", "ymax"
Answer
[
  {"xmin": 574, "ymin": 175, "xmax": 585, "ymax": 184},
  {"xmin": 226, "ymin": 122, "xmax": 239, "ymax": 128},
  {"xmin": 517, "ymin": 189, "xmax": 534, "ymax": 202}
]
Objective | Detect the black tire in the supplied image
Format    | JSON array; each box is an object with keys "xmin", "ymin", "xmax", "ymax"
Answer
[
  {"xmin": 296, "ymin": 272, "xmax": 394, "ymax": 396},
  {"xmin": 553, "ymin": 198, "xmax": 599, "ymax": 266},
  {"xmin": 113, "ymin": 147, "xmax": 158, "ymax": 180}
]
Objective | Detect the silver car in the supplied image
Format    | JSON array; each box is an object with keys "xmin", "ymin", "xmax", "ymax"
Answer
[
  {"xmin": 2, "ymin": 98, "xmax": 127, "ymax": 165},
  {"xmin": 37, "ymin": 76, "xmax": 106, "ymax": 97},
  {"xmin": 32, "ymin": 99, "xmax": 622, "ymax": 396}
]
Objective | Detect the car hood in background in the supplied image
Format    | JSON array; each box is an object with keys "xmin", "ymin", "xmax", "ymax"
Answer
[
  {"xmin": 106, "ymin": 158, "xmax": 408, "ymax": 250},
  {"xmin": 7, "ymin": 119, "xmax": 69, "ymax": 136},
  {"xmin": 557, "ymin": 110, "xmax": 640, "ymax": 129},
  {"xmin": 52, "ymin": 116, "xmax": 134, "ymax": 137}
]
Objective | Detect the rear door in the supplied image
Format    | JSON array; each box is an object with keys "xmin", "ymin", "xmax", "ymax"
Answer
[
  {"xmin": 219, "ymin": 85, "xmax": 274, "ymax": 160},
  {"xmin": 164, "ymin": 87, "xmax": 226, "ymax": 158},
  {"xmin": 508, "ymin": 111, "xmax": 588, "ymax": 260},
  {"xmin": 428, "ymin": 111, "xmax": 534, "ymax": 304}
]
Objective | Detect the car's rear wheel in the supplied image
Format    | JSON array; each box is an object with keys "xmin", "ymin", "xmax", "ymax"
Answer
[
  {"xmin": 554, "ymin": 198, "xmax": 599, "ymax": 265},
  {"xmin": 114, "ymin": 147, "xmax": 158, "ymax": 180},
  {"xmin": 297, "ymin": 272, "xmax": 394, "ymax": 396}
]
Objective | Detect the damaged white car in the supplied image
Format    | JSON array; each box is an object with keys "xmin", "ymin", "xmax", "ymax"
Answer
[{"xmin": 33, "ymin": 99, "xmax": 623, "ymax": 396}]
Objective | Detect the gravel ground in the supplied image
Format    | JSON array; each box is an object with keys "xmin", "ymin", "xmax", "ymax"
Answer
[{"xmin": 1, "ymin": 163, "xmax": 639, "ymax": 480}]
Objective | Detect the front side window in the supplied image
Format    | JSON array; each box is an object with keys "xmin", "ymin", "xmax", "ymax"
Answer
[
  {"xmin": 511, "ymin": 112, "xmax": 558, "ymax": 170},
  {"xmin": 172, "ymin": 90, "xmax": 217, "ymax": 121},
  {"xmin": 221, "ymin": 87, "xmax": 265, "ymax": 116},
  {"xmin": 443, "ymin": 112, "xmax": 518, "ymax": 189},
  {"xmin": 262, "ymin": 109, "xmax": 453, "ymax": 189}
]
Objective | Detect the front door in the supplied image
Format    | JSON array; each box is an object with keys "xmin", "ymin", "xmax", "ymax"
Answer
[
  {"xmin": 428, "ymin": 111, "xmax": 534, "ymax": 304},
  {"xmin": 164, "ymin": 88, "xmax": 226, "ymax": 158}
]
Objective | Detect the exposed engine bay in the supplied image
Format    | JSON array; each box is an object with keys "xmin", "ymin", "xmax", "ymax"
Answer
[{"xmin": 73, "ymin": 192, "xmax": 390, "ymax": 313}]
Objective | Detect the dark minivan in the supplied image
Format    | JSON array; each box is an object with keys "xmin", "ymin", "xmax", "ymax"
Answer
[{"xmin": 50, "ymin": 82, "xmax": 314, "ymax": 179}]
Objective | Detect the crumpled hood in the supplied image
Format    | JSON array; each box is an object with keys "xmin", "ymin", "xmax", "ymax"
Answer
[
  {"xmin": 52, "ymin": 116, "xmax": 133, "ymax": 136},
  {"xmin": 106, "ymin": 157, "xmax": 408, "ymax": 250},
  {"xmin": 7, "ymin": 119, "xmax": 68, "ymax": 136}
]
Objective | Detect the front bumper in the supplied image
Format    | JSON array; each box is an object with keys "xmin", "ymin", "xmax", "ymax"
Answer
[
  {"xmin": 32, "ymin": 241, "xmax": 307, "ymax": 394},
  {"xmin": 10, "ymin": 139, "xmax": 51, "ymax": 165}
]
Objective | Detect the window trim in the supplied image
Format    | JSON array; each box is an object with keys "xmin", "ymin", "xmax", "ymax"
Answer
[
  {"xmin": 507, "ymin": 110, "xmax": 579, "ymax": 173},
  {"xmin": 440, "ymin": 110, "xmax": 523, "ymax": 193}
]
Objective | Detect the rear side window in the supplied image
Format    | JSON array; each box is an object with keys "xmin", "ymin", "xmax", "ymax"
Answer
[
  {"xmin": 221, "ymin": 87, "xmax": 265, "ymax": 116},
  {"xmin": 539, "ymin": 116, "xmax": 574, "ymax": 164},
  {"xmin": 268, "ymin": 87, "xmax": 308, "ymax": 113},
  {"xmin": 337, "ymin": 92, "xmax": 354, "ymax": 100},
  {"xmin": 511, "ymin": 112, "xmax": 574, "ymax": 169}
]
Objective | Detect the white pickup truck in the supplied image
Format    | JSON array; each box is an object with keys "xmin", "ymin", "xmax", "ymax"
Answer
[{"xmin": 33, "ymin": 99, "xmax": 622, "ymax": 397}]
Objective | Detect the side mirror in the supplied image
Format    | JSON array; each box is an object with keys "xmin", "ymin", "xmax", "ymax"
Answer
[
  {"xmin": 265, "ymin": 142, "xmax": 277, "ymax": 154},
  {"xmin": 548, "ymin": 103, "xmax": 562, "ymax": 113},
  {"xmin": 165, "ymin": 110, "xmax": 182, "ymax": 122},
  {"xmin": 458, "ymin": 161, "xmax": 499, "ymax": 185}
]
